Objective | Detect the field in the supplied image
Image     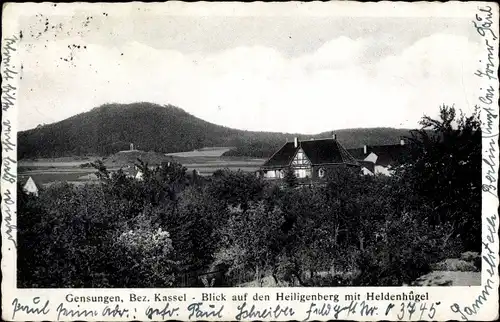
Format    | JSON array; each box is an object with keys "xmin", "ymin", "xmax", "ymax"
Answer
[
  {"xmin": 19, "ymin": 148, "xmax": 265, "ymax": 187},
  {"xmin": 166, "ymin": 147, "xmax": 233, "ymax": 157}
]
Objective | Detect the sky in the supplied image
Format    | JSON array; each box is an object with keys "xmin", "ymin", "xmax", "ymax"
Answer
[{"xmin": 14, "ymin": 2, "xmax": 483, "ymax": 133}]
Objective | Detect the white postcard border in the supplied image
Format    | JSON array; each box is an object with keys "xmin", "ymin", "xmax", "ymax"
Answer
[{"xmin": 2, "ymin": 2, "xmax": 499, "ymax": 321}]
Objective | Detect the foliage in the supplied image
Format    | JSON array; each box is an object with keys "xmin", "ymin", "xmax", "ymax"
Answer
[
  {"xmin": 19, "ymin": 183, "xmax": 120, "ymax": 287},
  {"xmin": 214, "ymin": 201, "xmax": 285, "ymax": 284},
  {"xmin": 399, "ymin": 105, "xmax": 481, "ymax": 250},
  {"xmin": 353, "ymin": 212, "xmax": 441, "ymax": 286},
  {"xmin": 17, "ymin": 106, "xmax": 481, "ymax": 288},
  {"xmin": 113, "ymin": 228, "xmax": 177, "ymax": 287},
  {"xmin": 283, "ymin": 167, "xmax": 298, "ymax": 188},
  {"xmin": 207, "ymin": 169, "xmax": 266, "ymax": 211},
  {"xmin": 172, "ymin": 186, "xmax": 225, "ymax": 272}
]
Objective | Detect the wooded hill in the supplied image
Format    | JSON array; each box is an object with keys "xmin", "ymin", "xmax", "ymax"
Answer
[{"xmin": 18, "ymin": 102, "xmax": 412, "ymax": 159}]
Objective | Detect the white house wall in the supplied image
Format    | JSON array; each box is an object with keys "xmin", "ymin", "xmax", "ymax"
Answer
[
  {"xmin": 374, "ymin": 165, "xmax": 393, "ymax": 176},
  {"xmin": 361, "ymin": 167, "xmax": 374, "ymax": 176},
  {"xmin": 265, "ymin": 170, "xmax": 285, "ymax": 179}
]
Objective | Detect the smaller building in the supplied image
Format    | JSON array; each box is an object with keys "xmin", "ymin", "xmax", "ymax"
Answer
[
  {"xmin": 260, "ymin": 134, "xmax": 360, "ymax": 182},
  {"xmin": 125, "ymin": 166, "xmax": 145, "ymax": 180},
  {"xmin": 347, "ymin": 138, "xmax": 409, "ymax": 176},
  {"xmin": 23, "ymin": 176, "xmax": 39, "ymax": 196}
]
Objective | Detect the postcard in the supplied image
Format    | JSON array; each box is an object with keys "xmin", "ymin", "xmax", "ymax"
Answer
[{"xmin": 2, "ymin": 1, "xmax": 499, "ymax": 321}]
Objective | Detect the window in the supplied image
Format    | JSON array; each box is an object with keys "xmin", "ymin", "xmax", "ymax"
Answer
[
  {"xmin": 294, "ymin": 168, "xmax": 312, "ymax": 178},
  {"xmin": 265, "ymin": 171, "xmax": 276, "ymax": 178},
  {"xmin": 318, "ymin": 168, "xmax": 325, "ymax": 178}
]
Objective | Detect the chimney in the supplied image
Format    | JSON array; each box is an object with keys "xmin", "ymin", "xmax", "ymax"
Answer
[
  {"xmin": 332, "ymin": 132, "xmax": 337, "ymax": 140},
  {"xmin": 294, "ymin": 137, "xmax": 299, "ymax": 148},
  {"xmin": 363, "ymin": 145, "xmax": 367, "ymax": 154},
  {"xmin": 400, "ymin": 138, "xmax": 405, "ymax": 146}
]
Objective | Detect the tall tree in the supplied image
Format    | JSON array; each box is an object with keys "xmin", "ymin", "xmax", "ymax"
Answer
[
  {"xmin": 401, "ymin": 105, "xmax": 481, "ymax": 250},
  {"xmin": 283, "ymin": 167, "xmax": 298, "ymax": 188}
]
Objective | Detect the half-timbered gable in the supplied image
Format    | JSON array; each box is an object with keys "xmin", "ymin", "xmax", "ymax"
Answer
[
  {"xmin": 261, "ymin": 134, "xmax": 359, "ymax": 182},
  {"xmin": 291, "ymin": 148, "xmax": 312, "ymax": 168}
]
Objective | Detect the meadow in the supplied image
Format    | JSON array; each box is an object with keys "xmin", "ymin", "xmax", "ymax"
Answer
[{"xmin": 19, "ymin": 147, "xmax": 265, "ymax": 186}]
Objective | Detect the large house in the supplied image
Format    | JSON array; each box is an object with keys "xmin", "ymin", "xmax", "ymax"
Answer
[
  {"xmin": 260, "ymin": 134, "xmax": 360, "ymax": 181},
  {"xmin": 347, "ymin": 138, "xmax": 409, "ymax": 176}
]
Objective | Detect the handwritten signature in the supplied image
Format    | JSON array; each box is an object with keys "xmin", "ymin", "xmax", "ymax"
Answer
[
  {"xmin": 2, "ymin": 121, "xmax": 17, "ymax": 248},
  {"xmin": 145, "ymin": 303, "xmax": 179, "ymax": 320},
  {"xmin": 235, "ymin": 301, "xmax": 294, "ymax": 320},
  {"xmin": 473, "ymin": 6, "xmax": 499, "ymax": 198},
  {"xmin": 187, "ymin": 302, "xmax": 224, "ymax": 320},
  {"xmin": 3, "ymin": 188, "xmax": 16, "ymax": 247},
  {"xmin": 2, "ymin": 36, "xmax": 18, "ymax": 111},
  {"xmin": 2, "ymin": 119, "xmax": 15, "ymax": 152},
  {"xmin": 450, "ymin": 214, "xmax": 497, "ymax": 320},
  {"xmin": 2, "ymin": 33, "xmax": 19, "ymax": 249},
  {"xmin": 11, "ymin": 297, "xmax": 50, "ymax": 319},
  {"xmin": 450, "ymin": 5, "xmax": 499, "ymax": 320}
]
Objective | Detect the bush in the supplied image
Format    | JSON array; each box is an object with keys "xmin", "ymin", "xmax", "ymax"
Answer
[
  {"xmin": 18, "ymin": 176, "xmax": 180, "ymax": 287},
  {"xmin": 213, "ymin": 201, "xmax": 285, "ymax": 285},
  {"xmin": 430, "ymin": 259, "xmax": 478, "ymax": 272},
  {"xmin": 79, "ymin": 162, "xmax": 93, "ymax": 168},
  {"xmin": 353, "ymin": 212, "xmax": 440, "ymax": 286},
  {"xmin": 112, "ymin": 228, "xmax": 177, "ymax": 287},
  {"xmin": 304, "ymin": 274, "xmax": 354, "ymax": 287}
]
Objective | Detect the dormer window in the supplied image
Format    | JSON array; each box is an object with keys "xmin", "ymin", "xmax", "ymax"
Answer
[{"xmin": 318, "ymin": 168, "xmax": 325, "ymax": 178}]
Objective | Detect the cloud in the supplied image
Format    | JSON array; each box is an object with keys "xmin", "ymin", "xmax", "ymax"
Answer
[
  {"xmin": 19, "ymin": 33, "xmax": 481, "ymax": 134},
  {"xmin": 374, "ymin": 33, "xmax": 481, "ymax": 125},
  {"xmin": 293, "ymin": 36, "xmax": 366, "ymax": 71}
]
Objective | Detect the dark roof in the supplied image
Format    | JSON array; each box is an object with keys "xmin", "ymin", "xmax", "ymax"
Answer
[
  {"xmin": 369, "ymin": 145, "xmax": 408, "ymax": 166},
  {"xmin": 262, "ymin": 138, "xmax": 359, "ymax": 169},
  {"xmin": 347, "ymin": 144, "xmax": 409, "ymax": 167},
  {"xmin": 347, "ymin": 147, "xmax": 365, "ymax": 160},
  {"xmin": 261, "ymin": 142, "xmax": 297, "ymax": 168}
]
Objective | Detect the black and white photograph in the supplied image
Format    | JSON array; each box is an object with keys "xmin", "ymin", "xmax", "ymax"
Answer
[{"xmin": 5, "ymin": 1, "xmax": 496, "ymax": 294}]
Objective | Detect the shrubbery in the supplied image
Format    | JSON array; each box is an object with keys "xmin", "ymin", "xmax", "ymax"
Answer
[
  {"xmin": 113, "ymin": 228, "xmax": 177, "ymax": 287},
  {"xmin": 17, "ymin": 105, "xmax": 481, "ymax": 287}
]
